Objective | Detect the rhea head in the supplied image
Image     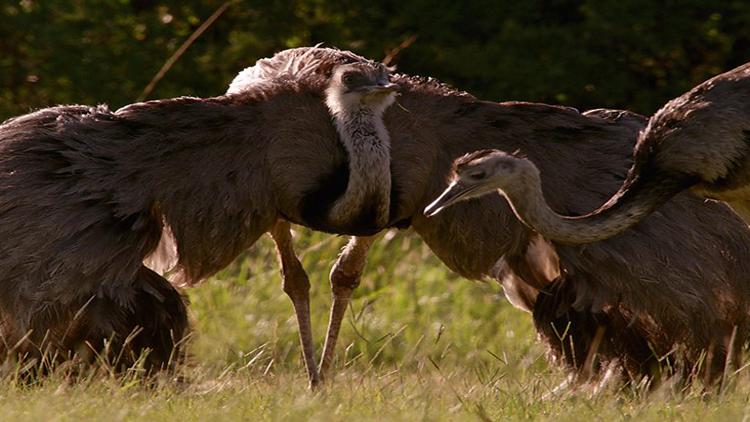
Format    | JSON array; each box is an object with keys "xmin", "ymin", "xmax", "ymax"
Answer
[
  {"xmin": 424, "ymin": 149, "xmax": 538, "ymax": 217},
  {"xmin": 325, "ymin": 62, "xmax": 399, "ymax": 116}
]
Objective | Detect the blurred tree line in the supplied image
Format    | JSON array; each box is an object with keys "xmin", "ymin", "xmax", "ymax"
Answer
[{"xmin": 1, "ymin": 0, "xmax": 749, "ymax": 120}]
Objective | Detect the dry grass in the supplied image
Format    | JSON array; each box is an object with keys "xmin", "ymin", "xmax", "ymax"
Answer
[{"xmin": 2, "ymin": 228, "xmax": 750, "ymax": 421}]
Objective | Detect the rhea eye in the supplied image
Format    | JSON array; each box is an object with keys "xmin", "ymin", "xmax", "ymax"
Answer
[
  {"xmin": 468, "ymin": 171, "xmax": 486, "ymax": 180},
  {"xmin": 341, "ymin": 72, "xmax": 365, "ymax": 86}
]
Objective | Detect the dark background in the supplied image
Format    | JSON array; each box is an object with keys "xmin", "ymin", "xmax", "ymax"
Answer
[{"xmin": 1, "ymin": 0, "xmax": 749, "ymax": 120}]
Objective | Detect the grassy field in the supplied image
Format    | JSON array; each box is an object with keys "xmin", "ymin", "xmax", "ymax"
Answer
[{"xmin": 3, "ymin": 228, "xmax": 750, "ymax": 421}]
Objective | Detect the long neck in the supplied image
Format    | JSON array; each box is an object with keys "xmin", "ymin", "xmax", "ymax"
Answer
[
  {"xmin": 328, "ymin": 107, "xmax": 391, "ymax": 226},
  {"xmin": 502, "ymin": 170, "xmax": 688, "ymax": 244}
]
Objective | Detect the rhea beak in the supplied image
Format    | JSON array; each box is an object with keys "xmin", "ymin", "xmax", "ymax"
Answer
[
  {"xmin": 423, "ymin": 181, "xmax": 473, "ymax": 217},
  {"xmin": 362, "ymin": 82, "xmax": 400, "ymax": 95}
]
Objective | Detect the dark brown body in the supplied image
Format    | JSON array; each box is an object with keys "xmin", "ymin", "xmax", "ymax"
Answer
[
  {"xmin": 382, "ymin": 87, "xmax": 750, "ymax": 380},
  {"xmin": 1, "ymin": 68, "xmax": 748, "ymax": 380}
]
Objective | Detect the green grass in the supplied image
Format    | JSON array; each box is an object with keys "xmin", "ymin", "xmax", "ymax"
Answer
[{"xmin": 3, "ymin": 228, "xmax": 750, "ymax": 421}]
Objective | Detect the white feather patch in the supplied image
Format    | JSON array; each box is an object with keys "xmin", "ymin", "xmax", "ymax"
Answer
[
  {"xmin": 526, "ymin": 235, "xmax": 561, "ymax": 281},
  {"xmin": 489, "ymin": 256, "xmax": 538, "ymax": 313},
  {"xmin": 143, "ymin": 223, "xmax": 179, "ymax": 276}
]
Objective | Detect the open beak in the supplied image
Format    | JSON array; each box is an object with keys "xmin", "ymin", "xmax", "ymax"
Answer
[
  {"xmin": 362, "ymin": 82, "xmax": 400, "ymax": 94},
  {"xmin": 423, "ymin": 181, "xmax": 473, "ymax": 217}
]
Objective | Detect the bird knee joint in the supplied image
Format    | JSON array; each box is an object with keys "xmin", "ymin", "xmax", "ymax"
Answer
[
  {"xmin": 330, "ymin": 268, "xmax": 361, "ymax": 293},
  {"xmin": 281, "ymin": 270, "xmax": 311, "ymax": 297}
]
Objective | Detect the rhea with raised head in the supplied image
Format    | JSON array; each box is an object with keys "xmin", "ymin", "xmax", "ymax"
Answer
[{"xmin": 225, "ymin": 50, "xmax": 399, "ymax": 387}]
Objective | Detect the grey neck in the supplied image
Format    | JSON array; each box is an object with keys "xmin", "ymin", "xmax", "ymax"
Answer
[
  {"xmin": 328, "ymin": 107, "xmax": 392, "ymax": 227},
  {"xmin": 501, "ymin": 177, "xmax": 665, "ymax": 245}
]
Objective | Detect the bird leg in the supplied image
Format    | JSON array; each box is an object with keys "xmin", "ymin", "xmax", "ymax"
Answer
[
  {"xmin": 269, "ymin": 220, "xmax": 320, "ymax": 388},
  {"xmin": 318, "ymin": 234, "xmax": 379, "ymax": 381},
  {"xmin": 580, "ymin": 324, "xmax": 606, "ymax": 382}
]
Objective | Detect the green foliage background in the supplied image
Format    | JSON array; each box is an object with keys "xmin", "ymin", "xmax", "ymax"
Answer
[{"xmin": 2, "ymin": 0, "xmax": 749, "ymax": 120}]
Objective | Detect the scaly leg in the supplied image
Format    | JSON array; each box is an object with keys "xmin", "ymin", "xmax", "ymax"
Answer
[
  {"xmin": 581, "ymin": 325, "xmax": 606, "ymax": 382},
  {"xmin": 269, "ymin": 220, "xmax": 320, "ymax": 388},
  {"xmin": 318, "ymin": 234, "xmax": 379, "ymax": 381}
]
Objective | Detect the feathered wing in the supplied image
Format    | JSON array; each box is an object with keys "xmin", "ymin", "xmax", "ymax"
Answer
[
  {"xmin": 553, "ymin": 63, "xmax": 750, "ymax": 241},
  {"xmin": 0, "ymin": 105, "xmax": 164, "ymax": 320},
  {"xmin": 0, "ymin": 83, "xmax": 335, "ymax": 313}
]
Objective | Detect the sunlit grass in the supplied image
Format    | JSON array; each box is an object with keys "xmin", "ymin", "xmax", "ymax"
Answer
[{"xmin": 2, "ymin": 228, "xmax": 750, "ymax": 421}]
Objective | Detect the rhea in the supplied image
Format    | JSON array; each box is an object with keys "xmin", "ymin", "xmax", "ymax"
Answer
[
  {"xmin": 424, "ymin": 146, "xmax": 750, "ymax": 382},
  {"xmin": 426, "ymin": 61, "xmax": 750, "ymax": 244},
  {"xmin": 224, "ymin": 52, "xmax": 398, "ymax": 387},
  {"xmin": 0, "ymin": 54, "xmax": 400, "ymax": 378},
  {"xmin": 231, "ymin": 47, "xmax": 750, "ymax": 385}
]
